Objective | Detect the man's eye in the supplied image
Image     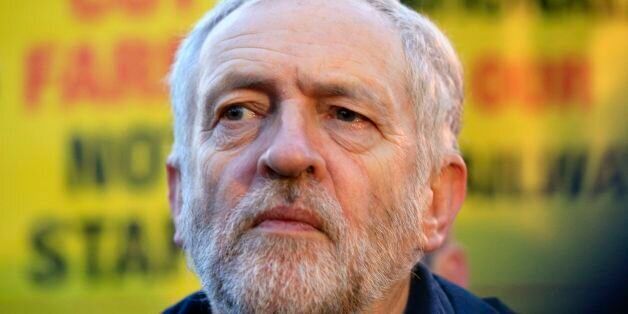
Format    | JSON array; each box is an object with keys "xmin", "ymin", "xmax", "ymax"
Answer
[
  {"xmin": 334, "ymin": 107, "xmax": 364, "ymax": 122},
  {"xmin": 221, "ymin": 105, "xmax": 256, "ymax": 121}
]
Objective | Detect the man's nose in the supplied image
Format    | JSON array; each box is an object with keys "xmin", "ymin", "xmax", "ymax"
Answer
[{"xmin": 257, "ymin": 110, "xmax": 325, "ymax": 180}]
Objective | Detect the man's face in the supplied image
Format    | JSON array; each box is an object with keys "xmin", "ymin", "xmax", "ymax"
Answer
[{"xmin": 179, "ymin": 0, "xmax": 431, "ymax": 312}]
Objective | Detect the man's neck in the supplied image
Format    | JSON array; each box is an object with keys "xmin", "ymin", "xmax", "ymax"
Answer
[{"xmin": 363, "ymin": 275, "xmax": 411, "ymax": 314}]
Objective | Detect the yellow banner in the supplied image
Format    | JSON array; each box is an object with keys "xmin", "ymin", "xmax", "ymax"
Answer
[{"xmin": 0, "ymin": 0, "xmax": 626, "ymax": 312}]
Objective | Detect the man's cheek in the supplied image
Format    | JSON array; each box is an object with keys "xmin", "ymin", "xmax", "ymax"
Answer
[
  {"xmin": 193, "ymin": 151, "xmax": 226, "ymax": 209},
  {"xmin": 207, "ymin": 152, "xmax": 256, "ymax": 210},
  {"xmin": 326, "ymin": 153, "xmax": 372, "ymax": 226},
  {"xmin": 367, "ymin": 145, "xmax": 410, "ymax": 198}
]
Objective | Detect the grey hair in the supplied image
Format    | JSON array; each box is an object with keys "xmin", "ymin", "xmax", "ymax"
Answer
[{"xmin": 168, "ymin": 0, "xmax": 463, "ymax": 179}]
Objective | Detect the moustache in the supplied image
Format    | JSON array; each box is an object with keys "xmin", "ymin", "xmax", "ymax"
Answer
[{"xmin": 219, "ymin": 179, "xmax": 345, "ymax": 244}]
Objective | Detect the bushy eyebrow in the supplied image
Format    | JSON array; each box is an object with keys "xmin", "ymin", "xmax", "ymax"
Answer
[
  {"xmin": 199, "ymin": 69, "xmax": 393, "ymax": 125},
  {"xmin": 306, "ymin": 81, "xmax": 386, "ymax": 107},
  {"xmin": 199, "ymin": 70, "xmax": 279, "ymax": 127},
  {"xmin": 298, "ymin": 75, "xmax": 391, "ymax": 119},
  {"xmin": 201, "ymin": 71, "xmax": 279, "ymax": 110}
]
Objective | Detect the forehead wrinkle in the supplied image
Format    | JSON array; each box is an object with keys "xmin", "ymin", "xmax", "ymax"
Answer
[
  {"xmin": 216, "ymin": 30, "xmax": 269, "ymax": 46},
  {"xmin": 217, "ymin": 0, "xmax": 400, "ymax": 49},
  {"xmin": 219, "ymin": 46, "xmax": 298, "ymax": 59},
  {"xmin": 211, "ymin": 27, "xmax": 369, "ymax": 64},
  {"xmin": 203, "ymin": 0, "xmax": 405, "ymax": 78},
  {"xmin": 215, "ymin": 29, "xmax": 304, "ymax": 50}
]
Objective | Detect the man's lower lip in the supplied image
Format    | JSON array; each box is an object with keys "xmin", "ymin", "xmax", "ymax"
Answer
[{"xmin": 255, "ymin": 219, "xmax": 319, "ymax": 232}]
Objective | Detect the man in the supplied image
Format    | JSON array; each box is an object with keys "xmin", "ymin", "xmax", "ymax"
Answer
[{"xmin": 164, "ymin": 0, "xmax": 511, "ymax": 313}]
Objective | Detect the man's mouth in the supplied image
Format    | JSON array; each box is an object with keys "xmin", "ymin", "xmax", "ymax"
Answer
[{"xmin": 252, "ymin": 206, "xmax": 324, "ymax": 234}]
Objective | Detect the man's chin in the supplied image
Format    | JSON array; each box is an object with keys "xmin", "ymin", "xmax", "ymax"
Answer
[
  {"xmin": 201, "ymin": 234, "xmax": 351, "ymax": 313},
  {"xmin": 236, "ymin": 229, "xmax": 335, "ymax": 260}
]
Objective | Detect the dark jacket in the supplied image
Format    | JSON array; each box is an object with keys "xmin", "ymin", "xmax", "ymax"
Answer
[{"xmin": 164, "ymin": 263, "xmax": 513, "ymax": 314}]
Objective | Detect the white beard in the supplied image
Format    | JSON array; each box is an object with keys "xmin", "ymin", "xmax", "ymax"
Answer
[{"xmin": 180, "ymin": 178, "xmax": 426, "ymax": 313}]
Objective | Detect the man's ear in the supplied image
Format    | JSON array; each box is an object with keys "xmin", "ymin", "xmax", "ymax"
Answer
[
  {"xmin": 167, "ymin": 157, "xmax": 184, "ymax": 247},
  {"xmin": 421, "ymin": 154, "xmax": 467, "ymax": 253}
]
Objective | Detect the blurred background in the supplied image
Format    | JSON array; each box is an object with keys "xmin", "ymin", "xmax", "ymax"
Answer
[{"xmin": 0, "ymin": 0, "xmax": 626, "ymax": 312}]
